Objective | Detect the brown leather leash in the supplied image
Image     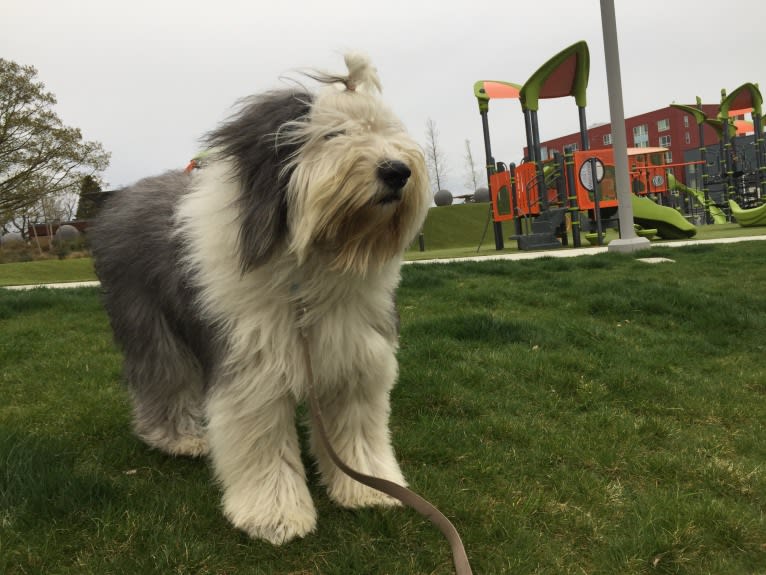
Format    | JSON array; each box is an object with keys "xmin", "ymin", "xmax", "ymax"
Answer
[{"xmin": 298, "ymin": 310, "xmax": 473, "ymax": 575}]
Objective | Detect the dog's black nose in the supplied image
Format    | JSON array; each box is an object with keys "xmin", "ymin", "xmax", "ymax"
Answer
[{"xmin": 377, "ymin": 160, "xmax": 411, "ymax": 190}]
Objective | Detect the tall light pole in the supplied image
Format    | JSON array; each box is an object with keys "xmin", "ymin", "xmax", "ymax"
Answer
[{"xmin": 600, "ymin": 0, "xmax": 651, "ymax": 253}]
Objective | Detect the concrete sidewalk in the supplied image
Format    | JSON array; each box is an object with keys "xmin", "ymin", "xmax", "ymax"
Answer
[
  {"xmin": 3, "ymin": 235, "xmax": 766, "ymax": 290},
  {"xmin": 404, "ymin": 234, "xmax": 766, "ymax": 265},
  {"xmin": 3, "ymin": 280, "xmax": 101, "ymax": 291}
]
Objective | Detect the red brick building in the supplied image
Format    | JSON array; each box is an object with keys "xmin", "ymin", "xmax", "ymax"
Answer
[{"xmin": 532, "ymin": 104, "xmax": 721, "ymax": 185}]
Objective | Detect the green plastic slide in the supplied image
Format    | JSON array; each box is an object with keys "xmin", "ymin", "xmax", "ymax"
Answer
[
  {"xmin": 729, "ymin": 199, "xmax": 766, "ymax": 227},
  {"xmin": 667, "ymin": 173, "xmax": 727, "ymax": 224},
  {"xmin": 631, "ymin": 194, "xmax": 697, "ymax": 239}
]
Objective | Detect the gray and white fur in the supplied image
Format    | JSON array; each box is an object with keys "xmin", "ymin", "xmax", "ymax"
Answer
[{"xmin": 90, "ymin": 54, "xmax": 430, "ymax": 544}]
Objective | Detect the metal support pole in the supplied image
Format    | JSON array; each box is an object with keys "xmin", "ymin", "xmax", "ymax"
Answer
[
  {"xmin": 721, "ymin": 116, "xmax": 734, "ymax": 216},
  {"xmin": 753, "ymin": 113, "xmax": 765, "ymax": 198},
  {"xmin": 599, "ymin": 0, "xmax": 650, "ymax": 252},
  {"xmin": 555, "ymin": 153, "xmax": 568, "ymax": 246},
  {"xmin": 591, "ymin": 158, "xmax": 604, "ymax": 245},
  {"xmin": 578, "ymin": 106, "xmax": 590, "ymax": 151},
  {"xmin": 697, "ymin": 108, "xmax": 711, "ymax": 224},
  {"xmin": 509, "ymin": 163, "xmax": 523, "ymax": 236},
  {"xmin": 564, "ymin": 151, "xmax": 581, "ymax": 247},
  {"xmin": 480, "ymin": 110, "xmax": 504, "ymax": 250},
  {"xmin": 530, "ymin": 110, "xmax": 548, "ymax": 210},
  {"xmin": 523, "ymin": 109, "xmax": 534, "ymax": 162},
  {"xmin": 578, "ymin": 104, "xmax": 602, "ymax": 244}
]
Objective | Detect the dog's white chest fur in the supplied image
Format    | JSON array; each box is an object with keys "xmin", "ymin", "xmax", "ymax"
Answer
[{"xmin": 178, "ymin": 160, "xmax": 400, "ymax": 398}]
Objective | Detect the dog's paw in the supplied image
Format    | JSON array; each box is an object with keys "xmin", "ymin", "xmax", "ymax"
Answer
[
  {"xmin": 233, "ymin": 511, "xmax": 317, "ymax": 545},
  {"xmin": 137, "ymin": 431, "xmax": 209, "ymax": 458},
  {"xmin": 168, "ymin": 435, "xmax": 210, "ymax": 458},
  {"xmin": 328, "ymin": 476, "xmax": 405, "ymax": 509},
  {"xmin": 223, "ymin": 492, "xmax": 317, "ymax": 545}
]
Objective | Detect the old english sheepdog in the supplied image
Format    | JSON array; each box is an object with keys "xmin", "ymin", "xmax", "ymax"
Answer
[{"xmin": 90, "ymin": 54, "xmax": 430, "ymax": 545}]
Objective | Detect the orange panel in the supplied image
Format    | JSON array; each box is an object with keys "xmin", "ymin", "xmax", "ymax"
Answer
[
  {"xmin": 629, "ymin": 151, "xmax": 668, "ymax": 194},
  {"xmin": 489, "ymin": 171, "xmax": 514, "ymax": 222},
  {"xmin": 572, "ymin": 150, "xmax": 619, "ymax": 210},
  {"xmin": 514, "ymin": 162, "xmax": 540, "ymax": 216}
]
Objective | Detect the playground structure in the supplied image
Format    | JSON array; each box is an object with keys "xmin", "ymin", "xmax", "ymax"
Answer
[
  {"xmin": 474, "ymin": 42, "xmax": 766, "ymax": 250},
  {"xmin": 670, "ymin": 84, "xmax": 766, "ymax": 223}
]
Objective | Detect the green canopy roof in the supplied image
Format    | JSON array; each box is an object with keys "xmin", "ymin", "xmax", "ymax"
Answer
[
  {"xmin": 519, "ymin": 41, "xmax": 590, "ymax": 112},
  {"xmin": 718, "ymin": 82, "xmax": 763, "ymax": 118},
  {"xmin": 669, "ymin": 103, "xmax": 708, "ymax": 126}
]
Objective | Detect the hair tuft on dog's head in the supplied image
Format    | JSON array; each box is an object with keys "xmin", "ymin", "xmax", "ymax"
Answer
[
  {"xmin": 342, "ymin": 53, "xmax": 382, "ymax": 93},
  {"xmin": 304, "ymin": 52, "xmax": 382, "ymax": 95}
]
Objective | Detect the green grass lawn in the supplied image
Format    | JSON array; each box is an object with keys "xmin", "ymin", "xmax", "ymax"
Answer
[
  {"xmin": 1, "ymin": 243, "xmax": 765, "ymax": 574},
  {"xmin": 0, "ymin": 258, "xmax": 97, "ymax": 286},
  {"xmin": 1, "ymin": 206, "xmax": 764, "ymax": 284}
]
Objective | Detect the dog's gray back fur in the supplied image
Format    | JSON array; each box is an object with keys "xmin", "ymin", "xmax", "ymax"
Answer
[
  {"xmin": 91, "ymin": 90, "xmax": 314, "ymax": 379},
  {"xmin": 89, "ymin": 170, "xmax": 214, "ymax": 450},
  {"xmin": 90, "ymin": 170, "xmax": 213, "ymax": 376},
  {"xmin": 89, "ymin": 90, "xmax": 314, "ymax": 449}
]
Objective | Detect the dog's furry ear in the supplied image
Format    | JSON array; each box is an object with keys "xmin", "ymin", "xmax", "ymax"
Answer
[{"xmin": 205, "ymin": 91, "xmax": 313, "ymax": 272}]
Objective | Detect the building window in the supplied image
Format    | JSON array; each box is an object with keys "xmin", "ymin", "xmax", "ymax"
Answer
[
  {"xmin": 664, "ymin": 151, "xmax": 673, "ymax": 163},
  {"xmin": 603, "ymin": 133, "xmax": 612, "ymax": 145},
  {"xmin": 659, "ymin": 135, "xmax": 672, "ymax": 147},
  {"xmin": 540, "ymin": 146, "xmax": 548, "ymax": 161},
  {"xmin": 684, "ymin": 132, "xmax": 691, "ymax": 145},
  {"xmin": 683, "ymin": 116, "xmax": 689, "ymax": 128},
  {"xmin": 563, "ymin": 143, "xmax": 578, "ymax": 153},
  {"xmin": 657, "ymin": 118, "xmax": 670, "ymax": 132},
  {"xmin": 633, "ymin": 124, "xmax": 649, "ymax": 148}
]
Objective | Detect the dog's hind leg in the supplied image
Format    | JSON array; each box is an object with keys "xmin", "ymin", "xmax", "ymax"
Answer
[
  {"xmin": 120, "ymin": 315, "xmax": 209, "ymax": 458},
  {"xmin": 91, "ymin": 170, "xmax": 209, "ymax": 458}
]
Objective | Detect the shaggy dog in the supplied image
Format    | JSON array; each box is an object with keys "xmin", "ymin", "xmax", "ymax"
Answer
[{"xmin": 90, "ymin": 54, "xmax": 430, "ymax": 545}]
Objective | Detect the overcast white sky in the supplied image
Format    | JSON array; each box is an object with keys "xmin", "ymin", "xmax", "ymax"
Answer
[{"xmin": 3, "ymin": 0, "xmax": 764, "ymax": 194}]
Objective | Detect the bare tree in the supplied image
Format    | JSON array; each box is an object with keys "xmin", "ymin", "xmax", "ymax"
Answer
[
  {"xmin": 463, "ymin": 139, "xmax": 480, "ymax": 194},
  {"xmin": 424, "ymin": 118, "xmax": 448, "ymax": 194}
]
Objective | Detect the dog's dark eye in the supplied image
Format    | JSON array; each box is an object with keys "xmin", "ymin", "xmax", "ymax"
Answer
[{"xmin": 324, "ymin": 130, "xmax": 345, "ymax": 140}]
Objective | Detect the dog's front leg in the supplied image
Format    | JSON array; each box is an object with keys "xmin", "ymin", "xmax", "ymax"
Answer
[
  {"xmin": 206, "ymin": 383, "xmax": 316, "ymax": 544},
  {"xmin": 310, "ymin": 361, "xmax": 407, "ymax": 509}
]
